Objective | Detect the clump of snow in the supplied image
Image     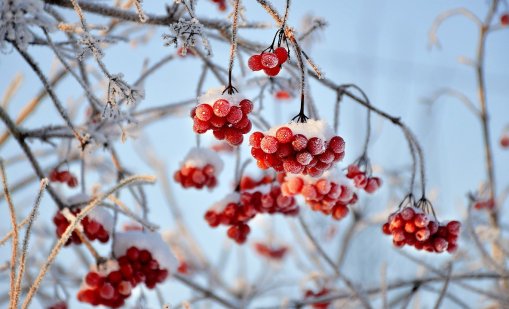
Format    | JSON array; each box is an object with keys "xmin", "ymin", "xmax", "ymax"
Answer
[
  {"xmin": 182, "ymin": 147, "xmax": 224, "ymax": 172},
  {"xmin": 266, "ymin": 119, "xmax": 335, "ymax": 141},
  {"xmin": 209, "ymin": 193, "xmax": 240, "ymax": 212},
  {"xmin": 88, "ymin": 206, "xmax": 114, "ymax": 234},
  {"xmin": 197, "ymin": 87, "xmax": 247, "ymax": 107},
  {"xmin": 243, "ymin": 183, "xmax": 273, "ymax": 195},
  {"xmin": 66, "ymin": 193, "xmax": 90, "ymax": 205},
  {"xmin": 91, "ymin": 259, "xmax": 120, "ymax": 276},
  {"xmin": 113, "ymin": 231, "xmax": 178, "ymax": 272}
]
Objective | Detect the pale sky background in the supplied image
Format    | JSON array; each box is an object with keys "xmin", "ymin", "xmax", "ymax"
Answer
[{"xmin": 0, "ymin": 0, "xmax": 508, "ymax": 308}]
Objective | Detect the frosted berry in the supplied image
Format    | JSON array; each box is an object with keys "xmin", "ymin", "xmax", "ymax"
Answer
[
  {"xmin": 274, "ymin": 47, "xmax": 288, "ymax": 63},
  {"xmin": 248, "ymin": 54, "xmax": 263, "ymax": 71},
  {"xmin": 261, "ymin": 52, "xmax": 279, "ymax": 68}
]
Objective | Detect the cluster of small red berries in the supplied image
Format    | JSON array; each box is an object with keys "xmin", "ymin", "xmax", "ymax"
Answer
[
  {"xmin": 192, "ymin": 98, "xmax": 253, "ymax": 146},
  {"xmin": 47, "ymin": 301, "xmax": 67, "ymax": 309},
  {"xmin": 346, "ymin": 164, "xmax": 382, "ymax": 193},
  {"xmin": 382, "ymin": 207, "xmax": 460, "ymax": 253},
  {"xmin": 174, "ymin": 164, "xmax": 218, "ymax": 189},
  {"xmin": 253, "ymin": 242, "xmax": 288, "ymax": 260},
  {"xmin": 53, "ymin": 209, "xmax": 109, "ymax": 246},
  {"xmin": 78, "ymin": 247, "xmax": 169, "ymax": 308},
  {"xmin": 211, "ymin": 0, "xmax": 227, "ymax": 11},
  {"xmin": 249, "ymin": 127, "xmax": 345, "ymax": 176},
  {"xmin": 49, "ymin": 169, "xmax": 78, "ymax": 188},
  {"xmin": 304, "ymin": 288, "xmax": 331, "ymax": 309},
  {"xmin": 248, "ymin": 47, "xmax": 289, "ymax": 77},
  {"xmin": 205, "ymin": 194, "xmax": 256, "ymax": 244},
  {"xmin": 242, "ymin": 185, "xmax": 299, "ymax": 216},
  {"xmin": 474, "ymin": 198, "xmax": 495, "ymax": 210},
  {"xmin": 500, "ymin": 133, "xmax": 509, "ymax": 148},
  {"xmin": 281, "ymin": 174, "xmax": 357, "ymax": 220}
]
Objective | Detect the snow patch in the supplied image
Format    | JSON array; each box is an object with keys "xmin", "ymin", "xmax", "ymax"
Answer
[
  {"xmin": 113, "ymin": 231, "xmax": 178, "ymax": 272},
  {"xmin": 88, "ymin": 206, "xmax": 114, "ymax": 234},
  {"xmin": 182, "ymin": 147, "xmax": 224, "ymax": 172}
]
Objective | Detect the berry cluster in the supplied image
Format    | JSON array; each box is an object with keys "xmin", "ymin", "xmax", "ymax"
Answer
[
  {"xmin": 205, "ymin": 183, "xmax": 298, "ymax": 244},
  {"xmin": 248, "ymin": 47, "xmax": 289, "ymax": 77},
  {"xmin": 49, "ymin": 169, "xmax": 78, "ymax": 188},
  {"xmin": 346, "ymin": 164, "xmax": 382, "ymax": 193},
  {"xmin": 242, "ymin": 184, "xmax": 299, "ymax": 216},
  {"xmin": 192, "ymin": 88, "xmax": 253, "ymax": 146},
  {"xmin": 382, "ymin": 207, "xmax": 460, "ymax": 253},
  {"xmin": 78, "ymin": 248, "xmax": 169, "ymax": 308},
  {"xmin": 249, "ymin": 120, "xmax": 345, "ymax": 176},
  {"xmin": 304, "ymin": 288, "xmax": 331, "ymax": 309},
  {"xmin": 53, "ymin": 208, "xmax": 110, "ymax": 246},
  {"xmin": 281, "ymin": 170, "xmax": 357, "ymax": 220},
  {"xmin": 174, "ymin": 147, "xmax": 223, "ymax": 190},
  {"xmin": 205, "ymin": 193, "xmax": 255, "ymax": 244},
  {"xmin": 253, "ymin": 242, "xmax": 288, "ymax": 260}
]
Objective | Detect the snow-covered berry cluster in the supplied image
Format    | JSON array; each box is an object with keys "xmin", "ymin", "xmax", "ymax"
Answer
[
  {"xmin": 304, "ymin": 288, "xmax": 331, "ymax": 309},
  {"xmin": 53, "ymin": 207, "xmax": 112, "ymax": 246},
  {"xmin": 382, "ymin": 207, "xmax": 460, "ymax": 253},
  {"xmin": 78, "ymin": 232, "xmax": 177, "ymax": 307},
  {"xmin": 281, "ymin": 169, "xmax": 358, "ymax": 220},
  {"xmin": 249, "ymin": 120, "xmax": 345, "ymax": 176},
  {"xmin": 49, "ymin": 169, "xmax": 78, "ymax": 188},
  {"xmin": 253, "ymin": 242, "xmax": 288, "ymax": 260},
  {"xmin": 192, "ymin": 88, "xmax": 253, "ymax": 146},
  {"xmin": 248, "ymin": 47, "xmax": 289, "ymax": 77},
  {"xmin": 242, "ymin": 183, "xmax": 299, "ymax": 216},
  {"xmin": 174, "ymin": 147, "xmax": 223, "ymax": 190},
  {"xmin": 346, "ymin": 164, "xmax": 382, "ymax": 193}
]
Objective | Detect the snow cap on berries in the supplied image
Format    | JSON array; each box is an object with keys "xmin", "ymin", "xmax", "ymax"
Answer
[
  {"xmin": 198, "ymin": 87, "xmax": 246, "ymax": 107},
  {"xmin": 113, "ymin": 231, "xmax": 178, "ymax": 272},
  {"xmin": 181, "ymin": 147, "xmax": 224, "ymax": 172},
  {"xmin": 266, "ymin": 119, "xmax": 335, "ymax": 141}
]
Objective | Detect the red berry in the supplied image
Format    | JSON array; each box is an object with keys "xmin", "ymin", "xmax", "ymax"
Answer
[
  {"xmin": 226, "ymin": 106, "xmax": 243, "ymax": 124},
  {"xmin": 292, "ymin": 134, "xmax": 308, "ymax": 151},
  {"xmin": 117, "ymin": 281, "xmax": 132, "ymax": 296},
  {"xmin": 239, "ymin": 99, "xmax": 253, "ymax": 114},
  {"xmin": 210, "ymin": 115, "xmax": 227, "ymax": 128},
  {"xmin": 287, "ymin": 177, "xmax": 304, "ymax": 194},
  {"xmin": 213, "ymin": 99, "xmax": 231, "ymax": 117},
  {"xmin": 225, "ymin": 129, "xmax": 244, "ymax": 146},
  {"xmin": 193, "ymin": 119, "xmax": 210, "ymax": 133},
  {"xmin": 264, "ymin": 65, "xmax": 281, "ymax": 77},
  {"xmin": 382, "ymin": 223, "xmax": 391, "ymax": 235},
  {"xmin": 283, "ymin": 159, "xmax": 304, "ymax": 174},
  {"xmin": 415, "ymin": 228, "xmax": 430, "ymax": 241},
  {"xmin": 274, "ymin": 47, "xmax": 288, "ymax": 63},
  {"xmin": 85, "ymin": 272, "xmax": 103, "ymax": 287},
  {"xmin": 248, "ymin": 54, "xmax": 263, "ymax": 71},
  {"xmin": 275, "ymin": 127, "xmax": 293, "ymax": 143},
  {"xmin": 260, "ymin": 136, "xmax": 279, "ymax": 154},
  {"xmin": 307, "ymin": 137, "xmax": 325, "ymax": 155},
  {"xmin": 400, "ymin": 208, "xmax": 415, "ymax": 221},
  {"xmin": 85, "ymin": 219, "xmax": 100, "ymax": 235},
  {"xmin": 332, "ymin": 204, "xmax": 349, "ymax": 220},
  {"xmin": 328, "ymin": 136, "xmax": 345, "ymax": 154},
  {"xmin": 195, "ymin": 104, "xmax": 213, "ymax": 121},
  {"xmin": 414, "ymin": 213, "xmax": 430, "ymax": 228},
  {"xmin": 261, "ymin": 52, "xmax": 279, "ymax": 69},
  {"xmin": 433, "ymin": 237, "xmax": 448, "ymax": 252},
  {"xmin": 501, "ymin": 135, "xmax": 509, "ymax": 148},
  {"xmin": 107, "ymin": 271, "xmax": 123, "ymax": 284},
  {"xmin": 446, "ymin": 221, "xmax": 461, "ymax": 235},
  {"xmin": 126, "ymin": 247, "xmax": 139, "ymax": 261},
  {"xmin": 139, "ymin": 250, "xmax": 152, "ymax": 263},
  {"xmin": 58, "ymin": 171, "xmax": 72, "ymax": 182},
  {"xmin": 99, "ymin": 283, "xmax": 115, "ymax": 300}
]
